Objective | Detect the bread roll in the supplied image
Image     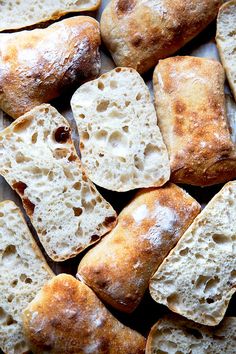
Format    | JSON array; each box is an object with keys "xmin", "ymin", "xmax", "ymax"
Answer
[
  {"xmin": 101, "ymin": 0, "xmax": 222, "ymax": 74},
  {"xmin": 71, "ymin": 67, "xmax": 170, "ymax": 192},
  {"xmin": 0, "ymin": 0, "xmax": 101, "ymax": 32},
  {"xmin": 216, "ymin": 0, "xmax": 236, "ymax": 102},
  {"xmin": 22, "ymin": 274, "xmax": 146, "ymax": 354},
  {"xmin": 77, "ymin": 183, "xmax": 200, "ymax": 313},
  {"xmin": 0, "ymin": 200, "xmax": 53, "ymax": 354},
  {"xmin": 153, "ymin": 56, "xmax": 236, "ymax": 186},
  {"xmin": 146, "ymin": 315, "xmax": 236, "ymax": 354},
  {"xmin": 0, "ymin": 16, "xmax": 101, "ymax": 119},
  {"xmin": 0, "ymin": 104, "xmax": 116, "ymax": 262},
  {"xmin": 149, "ymin": 181, "xmax": 236, "ymax": 326}
]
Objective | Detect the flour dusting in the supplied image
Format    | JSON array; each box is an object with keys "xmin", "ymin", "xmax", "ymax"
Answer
[{"xmin": 132, "ymin": 204, "xmax": 149, "ymax": 223}]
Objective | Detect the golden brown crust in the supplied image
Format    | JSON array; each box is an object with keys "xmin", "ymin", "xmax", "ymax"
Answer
[
  {"xmin": 77, "ymin": 184, "xmax": 200, "ymax": 313},
  {"xmin": 0, "ymin": 17, "xmax": 101, "ymax": 119},
  {"xmin": 101, "ymin": 0, "xmax": 222, "ymax": 73},
  {"xmin": 22, "ymin": 274, "xmax": 146, "ymax": 354},
  {"xmin": 153, "ymin": 56, "xmax": 236, "ymax": 186}
]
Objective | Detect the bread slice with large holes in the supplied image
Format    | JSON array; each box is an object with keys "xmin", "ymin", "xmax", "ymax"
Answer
[
  {"xmin": 0, "ymin": 0, "xmax": 101, "ymax": 32},
  {"xmin": 0, "ymin": 200, "xmax": 53, "ymax": 354},
  {"xmin": 0, "ymin": 104, "xmax": 116, "ymax": 262},
  {"xmin": 146, "ymin": 315, "xmax": 236, "ymax": 354},
  {"xmin": 149, "ymin": 181, "xmax": 236, "ymax": 326},
  {"xmin": 216, "ymin": 1, "xmax": 236, "ymax": 102},
  {"xmin": 71, "ymin": 67, "xmax": 170, "ymax": 192}
]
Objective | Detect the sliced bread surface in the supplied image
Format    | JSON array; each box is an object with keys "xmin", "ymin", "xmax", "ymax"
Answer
[
  {"xmin": 71, "ymin": 67, "xmax": 170, "ymax": 192},
  {"xmin": 0, "ymin": 104, "xmax": 116, "ymax": 261},
  {"xmin": 149, "ymin": 181, "xmax": 236, "ymax": 326},
  {"xmin": 0, "ymin": 0, "xmax": 101, "ymax": 32},
  {"xmin": 146, "ymin": 315, "xmax": 236, "ymax": 354},
  {"xmin": 0, "ymin": 200, "xmax": 53, "ymax": 354},
  {"xmin": 217, "ymin": 0, "xmax": 236, "ymax": 102}
]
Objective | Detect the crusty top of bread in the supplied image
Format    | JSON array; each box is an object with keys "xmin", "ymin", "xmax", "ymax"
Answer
[
  {"xmin": 0, "ymin": 0, "xmax": 101, "ymax": 32},
  {"xmin": 77, "ymin": 183, "xmax": 200, "ymax": 313},
  {"xmin": 0, "ymin": 200, "xmax": 53, "ymax": 354},
  {"xmin": 22, "ymin": 274, "xmax": 146, "ymax": 354},
  {"xmin": 0, "ymin": 104, "xmax": 116, "ymax": 261},
  {"xmin": 146, "ymin": 315, "xmax": 236, "ymax": 354},
  {"xmin": 149, "ymin": 181, "xmax": 236, "ymax": 326},
  {"xmin": 153, "ymin": 56, "xmax": 236, "ymax": 186},
  {"xmin": 216, "ymin": 0, "xmax": 236, "ymax": 102},
  {"xmin": 0, "ymin": 16, "xmax": 101, "ymax": 119},
  {"xmin": 71, "ymin": 67, "xmax": 170, "ymax": 192},
  {"xmin": 101, "ymin": 0, "xmax": 222, "ymax": 73}
]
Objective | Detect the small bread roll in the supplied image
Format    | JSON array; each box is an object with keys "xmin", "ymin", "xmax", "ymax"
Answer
[
  {"xmin": 0, "ymin": 17, "xmax": 101, "ymax": 119},
  {"xmin": 77, "ymin": 183, "xmax": 200, "ymax": 313},
  {"xmin": 22, "ymin": 274, "xmax": 146, "ymax": 354},
  {"xmin": 153, "ymin": 56, "xmax": 236, "ymax": 186},
  {"xmin": 101, "ymin": 0, "xmax": 222, "ymax": 73}
]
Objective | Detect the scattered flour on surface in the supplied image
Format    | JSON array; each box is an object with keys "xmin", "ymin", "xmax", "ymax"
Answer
[{"xmin": 132, "ymin": 204, "xmax": 149, "ymax": 223}]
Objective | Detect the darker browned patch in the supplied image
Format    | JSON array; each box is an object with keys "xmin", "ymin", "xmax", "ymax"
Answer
[
  {"xmin": 23, "ymin": 198, "xmax": 35, "ymax": 216},
  {"xmin": 131, "ymin": 33, "xmax": 143, "ymax": 47},
  {"xmin": 116, "ymin": 0, "xmax": 136, "ymax": 16},
  {"xmin": 54, "ymin": 126, "xmax": 70, "ymax": 143},
  {"xmin": 174, "ymin": 100, "xmax": 186, "ymax": 114},
  {"xmin": 173, "ymin": 115, "xmax": 184, "ymax": 136},
  {"xmin": 73, "ymin": 207, "xmax": 83, "ymax": 217},
  {"xmin": 104, "ymin": 216, "xmax": 116, "ymax": 226},
  {"xmin": 82, "ymin": 172, "xmax": 87, "ymax": 182},
  {"xmin": 12, "ymin": 181, "xmax": 27, "ymax": 195},
  {"xmin": 68, "ymin": 154, "xmax": 77, "ymax": 162}
]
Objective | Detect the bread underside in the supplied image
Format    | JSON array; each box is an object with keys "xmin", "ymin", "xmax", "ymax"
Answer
[
  {"xmin": 0, "ymin": 200, "xmax": 53, "ymax": 354},
  {"xmin": 0, "ymin": 104, "xmax": 116, "ymax": 261},
  {"xmin": 146, "ymin": 315, "xmax": 236, "ymax": 354},
  {"xmin": 149, "ymin": 181, "xmax": 236, "ymax": 326},
  {"xmin": 217, "ymin": 0, "xmax": 236, "ymax": 102},
  {"xmin": 0, "ymin": 0, "xmax": 100, "ymax": 31},
  {"xmin": 71, "ymin": 67, "xmax": 170, "ymax": 192}
]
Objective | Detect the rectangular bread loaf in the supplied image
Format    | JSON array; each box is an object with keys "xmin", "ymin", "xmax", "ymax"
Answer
[
  {"xmin": 77, "ymin": 183, "xmax": 200, "ymax": 312},
  {"xmin": 0, "ymin": 200, "xmax": 53, "ymax": 354},
  {"xmin": 0, "ymin": 104, "xmax": 116, "ymax": 261},
  {"xmin": 153, "ymin": 56, "xmax": 236, "ymax": 186},
  {"xmin": 149, "ymin": 181, "xmax": 236, "ymax": 326}
]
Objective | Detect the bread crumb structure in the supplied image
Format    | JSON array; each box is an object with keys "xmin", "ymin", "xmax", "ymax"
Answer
[
  {"xmin": 0, "ymin": 104, "xmax": 116, "ymax": 262},
  {"xmin": 0, "ymin": 200, "xmax": 53, "ymax": 354},
  {"xmin": 71, "ymin": 67, "xmax": 170, "ymax": 192},
  {"xmin": 150, "ymin": 181, "xmax": 236, "ymax": 326}
]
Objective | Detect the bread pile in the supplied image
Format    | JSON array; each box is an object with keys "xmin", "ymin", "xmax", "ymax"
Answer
[{"xmin": 0, "ymin": 0, "xmax": 235, "ymax": 353}]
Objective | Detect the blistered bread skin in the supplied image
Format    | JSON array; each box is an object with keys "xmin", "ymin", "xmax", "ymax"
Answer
[
  {"xmin": 101, "ymin": 0, "xmax": 222, "ymax": 74},
  {"xmin": 71, "ymin": 67, "xmax": 170, "ymax": 192},
  {"xmin": 146, "ymin": 315, "xmax": 236, "ymax": 354},
  {"xmin": 149, "ymin": 181, "xmax": 236, "ymax": 326},
  {"xmin": 0, "ymin": 201, "xmax": 53, "ymax": 354},
  {"xmin": 0, "ymin": 104, "xmax": 116, "ymax": 262},
  {"xmin": 0, "ymin": 0, "xmax": 101, "ymax": 32},
  {"xmin": 77, "ymin": 184, "xmax": 200, "ymax": 313},
  {"xmin": 216, "ymin": 0, "xmax": 236, "ymax": 102},
  {"xmin": 22, "ymin": 274, "xmax": 146, "ymax": 354},
  {"xmin": 153, "ymin": 56, "xmax": 236, "ymax": 186},
  {"xmin": 0, "ymin": 16, "xmax": 101, "ymax": 119}
]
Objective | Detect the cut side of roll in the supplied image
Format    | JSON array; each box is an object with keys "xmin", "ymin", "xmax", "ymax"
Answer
[
  {"xmin": 149, "ymin": 181, "xmax": 236, "ymax": 326},
  {"xmin": 217, "ymin": 0, "xmax": 236, "ymax": 102},
  {"xmin": 146, "ymin": 315, "xmax": 236, "ymax": 354},
  {"xmin": 22, "ymin": 274, "xmax": 146, "ymax": 354},
  {"xmin": 0, "ymin": 0, "xmax": 101, "ymax": 32},
  {"xmin": 0, "ymin": 104, "xmax": 116, "ymax": 261},
  {"xmin": 71, "ymin": 67, "xmax": 170, "ymax": 192},
  {"xmin": 0, "ymin": 200, "xmax": 53, "ymax": 354}
]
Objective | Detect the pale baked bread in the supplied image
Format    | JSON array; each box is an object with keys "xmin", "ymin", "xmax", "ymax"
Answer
[
  {"xmin": 101, "ymin": 0, "xmax": 222, "ymax": 74},
  {"xmin": 71, "ymin": 67, "xmax": 170, "ymax": 192},
  {"xmin": 153, "ymin": 56, "xmax": 236, "ymax": 186},
  {"xmin": 217, "ymin": 0, "xmax": 236, "ymax": 102},
  {"xmin": 146, "ymin": 315, "xmax": 236, "ymax": 354},
  {"xmin": 0, "ymin": 200, "xmax": 53, "ymax": 354},
  {"xmin": 149, "ymin": 181, "xmax": 236, "ymax": 326},
  {"xmin": 0, "ymin": 104, "xmax": 116, "ymax": 262},
  {"xmin": 77, "ymin": 183, "xmax": 200, "ymax": 313},
  {"xmin": 22, "ymin": 274, "xmax": 146, "ymax": 353},
  {"xmin": 0, "ymin": 17, "xmax": 101, "ymax": 119},
  {"xmin": 0, "ymin": 0, "xmax": 101, "ymax": 32}
]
